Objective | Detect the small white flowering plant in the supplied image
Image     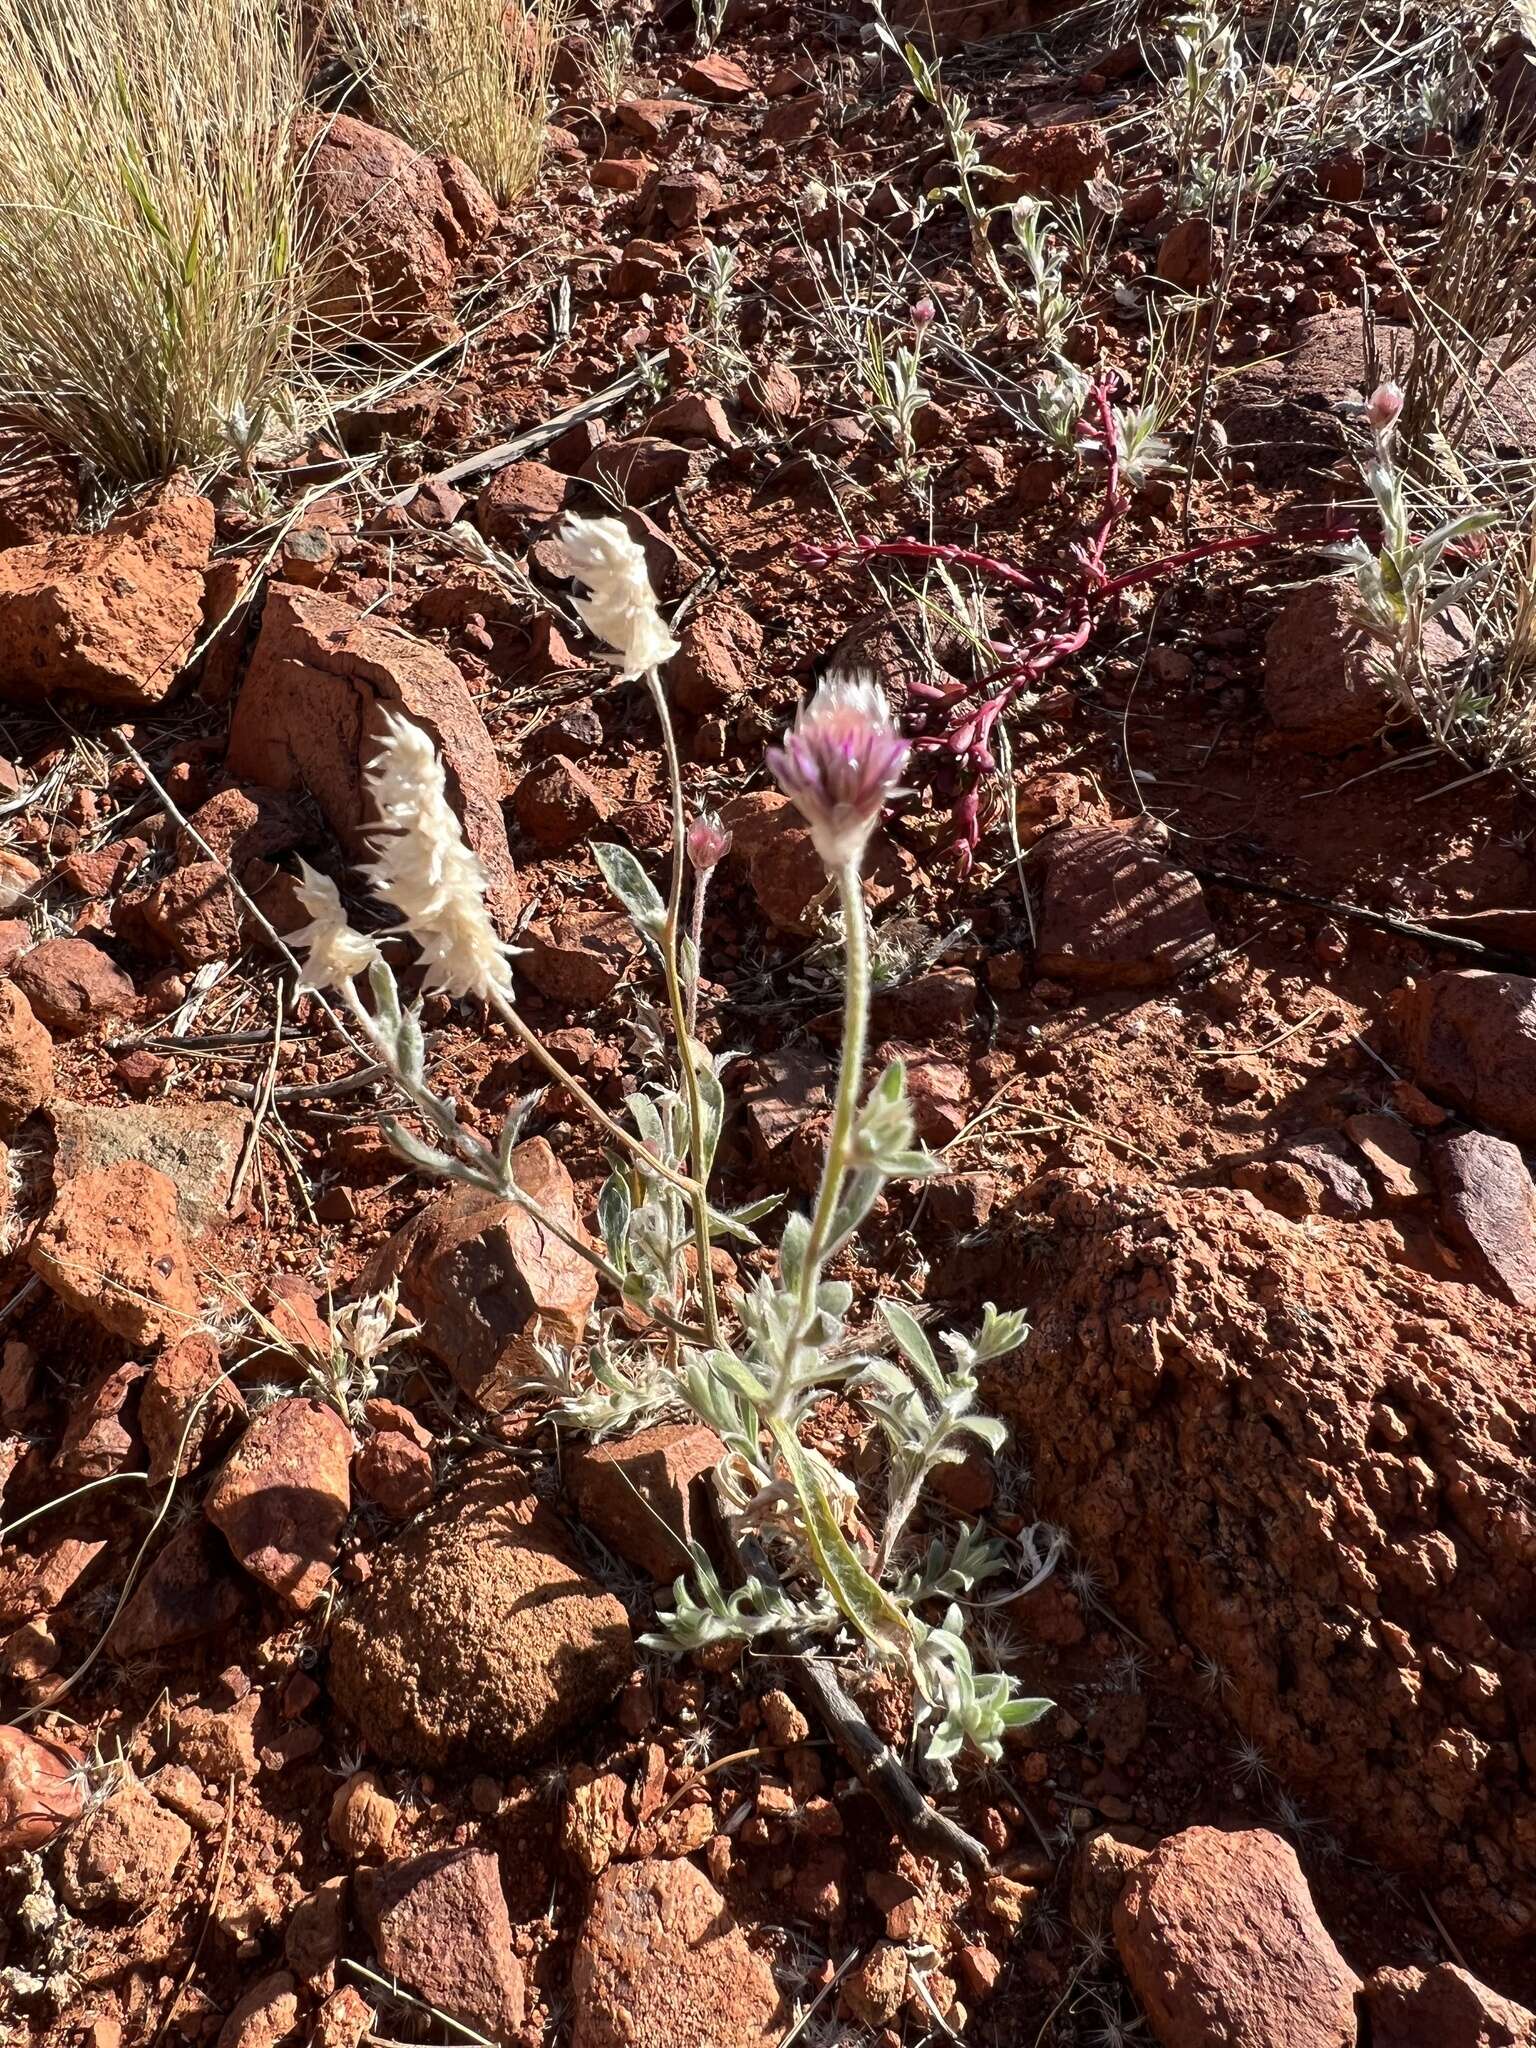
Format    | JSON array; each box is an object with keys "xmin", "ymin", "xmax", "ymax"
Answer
[{"xmin": 291, "ymin": 513, "xmax": 1050, "ymax": 1782}]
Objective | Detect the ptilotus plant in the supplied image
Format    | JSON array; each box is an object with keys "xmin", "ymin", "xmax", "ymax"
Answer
[
  {"xmin": 1333, "ymin": 380, "xmax": 1498, "ymax": 752},
  {"xmin": 294, "ymin": 513, "xmax": 1050, "ymax": 1779},
  {"xmin": 798, "ymin": 373, "xmax": 1359, "ymax": 868}
]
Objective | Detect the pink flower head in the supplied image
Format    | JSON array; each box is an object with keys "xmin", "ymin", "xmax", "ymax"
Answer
[
  {"xmin": 686, "ymin": 812, "xmax": 732, "ymax": 872},
  {"xmin": 1366, "ymin": 382, "xmax": 1404, "ymax": 433},
  {"xmin": 766, "ymin": 671, "xmax": 909, "ymax": 871},
  {"xmin": 912, "ymin": 296, "xmax": 936, "ymax": 327}
]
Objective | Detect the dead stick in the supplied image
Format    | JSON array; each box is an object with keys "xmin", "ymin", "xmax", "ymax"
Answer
[
  {"xmin": 391, "ymin": 354, "xmax": 664, "ymax": 506},
  {"xmin": 1193, "ymin": 867, "xmax": 1531, "ymax": 968},
  {"xmin": 782, "ymin": 1651, "xmax": 991, "ymax": 1877}
]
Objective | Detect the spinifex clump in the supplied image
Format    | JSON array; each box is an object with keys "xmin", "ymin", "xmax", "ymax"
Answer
[
  {"xmin": 798, "ymin": 375, "xmax": 1358, "ymax": 868},
  {"xmin": 292, "ymin": 515, "xmax": 1054, "ymax": 1800}
]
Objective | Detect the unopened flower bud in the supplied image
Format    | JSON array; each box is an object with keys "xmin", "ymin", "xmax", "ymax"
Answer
[
  {"xmin": 766, "ymin": 670, "xmax": 909, "ymax": 873},
  {"xmin": 686, "ymin": 812, "xmax": 732, "ymax": 873},
  {"xmin": 912, "ymin": 297, "xmax": 936, "ymax": 327},
  {"xmin": 1366, "ymin": 382, "xmax": 1404, "ymax": 432}
]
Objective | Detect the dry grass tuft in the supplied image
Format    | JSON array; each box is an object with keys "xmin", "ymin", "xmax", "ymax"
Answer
[
  {"xmin": 328, "ymin": 0, "xmax": 561, "ymax": 208},
  {"xmin": 0, "ymin": 0, "xmax": 314, "ymax": 483}
]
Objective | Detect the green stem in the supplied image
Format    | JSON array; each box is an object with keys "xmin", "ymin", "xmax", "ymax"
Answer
[
  {"xmin": 337, "ymin": 983, "xmax": 707, "ymax": 1343},
  {"xmin": 792, "ymin": 857, "xmax": 869, "ymax": 1341},
  {"xmin": 644, "ymin": 668, "xmax": 724, "ymax": 1349}
]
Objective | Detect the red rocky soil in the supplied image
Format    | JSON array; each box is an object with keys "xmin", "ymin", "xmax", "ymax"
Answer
[{"xmin": 2, "ymin": 4, "xmax": 1536, "ymax": 2047}]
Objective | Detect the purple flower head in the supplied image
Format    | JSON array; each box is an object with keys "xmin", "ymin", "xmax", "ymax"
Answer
[
  {"xmin": 1366, "ymin": 381, "xmax": 1404, "ymax": 434},
  {"xmin": 912, "ymin": 296, "xmax": 936, "ymax": 328},
  {"xmin": 686, "ymin": 811, "xmax": 732, "ymax": 873},
  {"xmin": 766, "ymin": 670, "xmax": 909, "ymax": 872}
]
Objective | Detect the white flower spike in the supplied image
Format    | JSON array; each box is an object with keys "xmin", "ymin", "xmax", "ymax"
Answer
[
  {"xmin": 552, "ymin": 514, "xmax": 680, "ymax": 679},
  {"xmin": 291, "ymin": 861, "xmax": 381, "ymax": 995},
  {"xmin": 363, "ymin": 711, "xmax": 515, "ymax": 1006}
]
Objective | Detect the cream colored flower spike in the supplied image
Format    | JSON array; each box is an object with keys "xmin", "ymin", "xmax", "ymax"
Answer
[
  {"xmin": 291, "ymin": 861, "xmax": 382, "ymax": 995},
  {"xmin": 552, "ymin": 513, "xmax": 681, "ymax": 679},
  {"xmin": 363, "ymin": 711, "xmax": 515, "ymax": 1006}
]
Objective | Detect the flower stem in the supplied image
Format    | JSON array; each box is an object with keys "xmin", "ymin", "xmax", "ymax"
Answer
[
  {"xmin": 487, "ymin": 989, "xmax": 704, "ymax": 1198},
  {"xmin": 793, "ymin": 856, "xmax": 869, "ymax": 1338},
  {"xmin": 644, "ymin": 668, "xmax": 724, "ymax": 1349},
  {"xmin": 338, "ymin": 981, "xmax": 708, "ymax": 1344}
]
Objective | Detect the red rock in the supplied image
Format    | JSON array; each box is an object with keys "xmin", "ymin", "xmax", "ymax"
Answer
[
  {"xmin": 13, "ymin": 937, "xmax": 136, "ymax": 1035},
  {"xmin": 1343, "ymin": 1111, "xmax": 1427, "ymax": 1204},
  {"xmin": 178, "ymin": 785, "xmax": 311, "ymax": 870},
  {"xmin": 1263, "ymin": 578, "xmax": 1397, "ymax": 751},
  {"xmin": 1430, "ymin": 1128, "xmax": 1536, "ymax": 1307},
  {"xmin": 0, "ymin": 1725, "xmax": 86, "ymax": 1852},
  {"xmin": 593, "ymin": 154, "xmax": 650, "ymax": 191},
  {"xmin": 58, "ymin": 1775, "xmax": 193, "ymax": 1915},
  {"xmin": 512, "ymin": 753, "xmax": 613, "ymax": 849},
  {"xmin": 50, "ymin": 1097, "xmax": 250, "ymax": 1233},
  {"xmin": 110, "ymin": 1519, "xmax": 245, "ymax": 1656},
  {"xmin": 0, "ymin": 980, "xmax": 53, "ymax": 1128},
  {"xmin": 1114, "ymin": 1828, "xmax": 1358, "ymax": 2048},
  {"xmin": 215, "ymin": 1971, "xmax": 299, "ymax": 2048},
  {"xmin": 1363, "ymin": 1962, "xmax": 1536, "ymax": 2048},
  {"xmin": 876, "ymin": 1040, "xmax": 970, "ymax": 1145},
  {"xmin": 1158, "ymin": 217, "xmax": 1224, "ymax": 288},
  {"xmin": 328, "ymin": 1769, "xmax": 400, "ymax": 1860},
  {"xmin": 0, "ymin": 497, "xmax": 214, "ymax": 708},
  {"xmin": 568, "ymin": 1423, "xmax": 725, "ymax": 1580},
  {"xmin": 285, "ymin": 1877, "xmax": 348, "ymax": 1988},
  {"xmin": 987, "ymin": 1181, "xmax": 1536, "ymax": 1949},
  {"xmin": 205, "ymin": 1398, "xmax": 352, "ymax": 1613},
  {"xmin": 301, "ymin": 113, "xmax": 497, "ymax": 343},
  {"xmin": 0, "ymin": 920, "xmax": 30, "ymax": 976},
  {"xmin": 761, "ymin": 96, "xmax": 821, "ymax": 143},
  {"xmin": 579, "ymin": 435, "xmax": 698, "ymax": 503},
  {"xmin": 358, "ymin": 1849, "xmax": 524, "ymax": 2040},
  {"xmin": 738, "ymin": 362, "xmax": 803, "ymax": 423},
  {"xmin": 647, "ymin": 392, "xmax": 736, "ymax": 446},
  {"xmin": 1072, "ymin": 1826, "xmax": 1152, "ymax": 1935},
  {"xmin": 571, "ymin": 1857, "xmax": 782, "ymax": 2048},
  {"xmin": 562, "ymin": 1763, "xmax": 634, "ymax": 1876},
  {"xmin": 673, "ymin": 599, "xmax": 761, "ymax": 713},
  {"xmin": 362, "ymin": 1138, "xmax": 597, "ymax": 1412},
  {"xmin": 615, "ymin": 98, "xmax": 692, "ymax": 146},
  {"xmin": 520, "ymin": 908, "xmax": 643, "ymax": 1006},
  {"xmin": 30, "ymin": 1162, "xmax": 198, "ymax": 1345},
  {"xmin": 1036, "ymin": 825, "xmax": 1216, "ymax": 986},
  {"xmin": 141, "ymin": 1333, "xmax": 246, "ymax": 1483},
  {"xmin": 985, "ymin": 119, "xmax": 1111, "ymax": 200},
  {"xmin": 227, "ymin": 583, "xmax": 518, "ymax": 926},
  {"xmin": 609, "ymin": 237, "xmax": 676, "ymax": 297},
  {"xmin": 651, "ymin": 168, "xmax": 724, "ymax": 227},
  {"xmin": 311, "ymin": 1986, "xmax": 371, "ymax": 2048},
  {"xmin": 328, "ymin": 1455, "xmax": 632, "ymax": 1768},
  {"xmin": 354, "ymin": 1430, "xmax": 435, "ymax": 1516},
  {"xmin": 1394, "ymin": 971, "xmax": 1536, "ymax": 1141},
  {"xmin": 525, "ymin": 702, "xmax": 602, "ymax": 760},
  {"xmin": 131, "ymin": 859, "xmax": 242, "ymax": 966},
  {"xmin": 682, "ymin": 51, "xmax": 754, "ymax": 100},
  {"xmin": 475, "ymin": 459, "xmax": 571, "ymax": 540},
  {"xmin": 53, "ymin": 1361, "xmax": 144, "ymax": 1483}
]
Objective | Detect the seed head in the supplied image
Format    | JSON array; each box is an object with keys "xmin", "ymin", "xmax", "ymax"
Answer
[
  {"xmin": 363, "ymin": 711, "xmax": 515, "ymax": 1006},
  {"xmin": 766, "ymin": 671, "xmax": 908, "ymax": 872},
  {"xmin": 291, "ymin": 862, "xmax": 381, "ymax": 994},
  {"xmin": 551, "ymin": 514, "xmax": 680, "ymax": 679},
  {"xmin": 686, "ymin": 812, "xmax": 732, "ymax": 872}
]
